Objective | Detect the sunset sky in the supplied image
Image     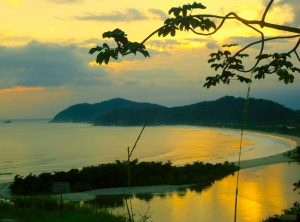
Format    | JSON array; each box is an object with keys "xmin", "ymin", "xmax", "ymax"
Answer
[{"xmin": 0, "ymin": 0, "xmax": 299, "ymax": 118}]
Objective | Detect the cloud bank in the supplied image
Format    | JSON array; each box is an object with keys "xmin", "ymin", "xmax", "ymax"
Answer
[
  {"xmin": 76, "ymin": 8, "xmax": 168, "ymax": 22},
  {"xmin": 0, "ymin": 41, "xmax": 109, "ymax": 88}
]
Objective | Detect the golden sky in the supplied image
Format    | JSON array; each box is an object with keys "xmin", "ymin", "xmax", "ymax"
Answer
[
  {"xmin": 0, "ymin": 0, "xmax": 299, "ymax": 118},
  {"xmin": 1, "ymin": 0, "xmax": 294, "ymax": 46}
]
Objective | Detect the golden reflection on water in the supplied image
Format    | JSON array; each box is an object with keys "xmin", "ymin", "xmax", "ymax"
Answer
[
  {"xmin": 130, "ymin": 163, "xmax": 300, "ymax": 222},
  {"xmin": 138, "ymin": 127, "xmax": 257, "ymax": 164}
]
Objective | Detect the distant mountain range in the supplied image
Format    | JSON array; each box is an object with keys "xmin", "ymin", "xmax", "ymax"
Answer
[{"xmin": 51, "ymin": 96, "xmax": 300, "ymax": 128}]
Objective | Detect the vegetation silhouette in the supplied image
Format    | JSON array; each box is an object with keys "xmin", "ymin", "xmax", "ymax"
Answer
[
  {"xmin": 134, "ymin": 193, "xmax": 154, "ymax": 202},
  {"xmin": 0, "ymin": 197, "xmax": 126, "ymax": 222},
  {"xmin": 10, "ymin": 160, "xmax": 238, "ymax": 195},
  {"xmin": 88, "ymin": 194, "xmax": 126, "ymax": 208},
  {"xmin": 89, "ymin": 1, "xmax": 300, "ymax": 87}
]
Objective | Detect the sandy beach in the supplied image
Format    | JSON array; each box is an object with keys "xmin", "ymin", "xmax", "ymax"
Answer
[
  {"xmin": 237, "ymin": 152, "xmax": 293, "ymax": 169},
  {"xmin": 236, "ymin": 133, "xmax": 300, "ymax": 169}
]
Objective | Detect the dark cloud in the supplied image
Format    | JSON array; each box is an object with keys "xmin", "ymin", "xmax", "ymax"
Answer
[
  {"xmin": 123, "ymin": 80, "xmax": 141, "ymax": 86},
  {"xmin": 279, "ymin": 0, "xmax": 300, "ymax": 26},
  {"xmin": 0, "ymin": 41, "xmax": 109, "ymax": 88},
  {"xmin": 49, "ymin": 0, "xmax": 82, "ymax": 4},
  {"xmin": 263, "ymin": 0, "xmax": 300, "ymax": 26},
  {"xmin": 80, "ymin": 38, "xmax": 100, "ymax": 44},
  {"xmin": 148, "ymin": 8, "xmax": 168, "ymax": 20},
  {"xmin": 206, "ymin": 41, "xmax": 219, "ymax": 50},
  {"xmin": 76, "ymin": 8, "xmax": 147, "ymax": 22}
]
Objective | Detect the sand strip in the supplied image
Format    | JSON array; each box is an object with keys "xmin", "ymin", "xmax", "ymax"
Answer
[
  {"xmin": 236, "ymin": 152, "xmax": 292, "ymax": 169},
  {"xmin": 235, "ymin": 133, "xmax": 299, "ymax": 169},
  {"xmin": 56, "ymin": 184, "xmax": 189, "ymax": 201}
]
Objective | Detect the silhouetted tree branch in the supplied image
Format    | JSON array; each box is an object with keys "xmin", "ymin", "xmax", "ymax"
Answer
[{"xmin": 89, "ymin": 0, "xmax": 300, "ymax": 88}]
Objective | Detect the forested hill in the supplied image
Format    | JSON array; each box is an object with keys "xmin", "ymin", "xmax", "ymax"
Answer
[
  {"xmin": 52, "ymin": 96, "xmax": 300, "ymax": 129},
  {"xmin": 51, "ymin": 98, "xmax": 165, "ymax": 123}
]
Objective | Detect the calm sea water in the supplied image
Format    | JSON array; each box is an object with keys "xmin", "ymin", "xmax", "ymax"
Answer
[
  {"xmin": 0, "ymin": 120, "xmax": 296, "ymax": 183},
  {"xmin": 0, "ymin": 120, "xmax": 299, "ymax": 221}
]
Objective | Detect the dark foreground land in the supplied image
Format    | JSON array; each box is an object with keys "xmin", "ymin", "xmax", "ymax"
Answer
[
  {"xmin": 0, "ymin": 197, "xmax": 126, "ymax": 222},
  {"xmin": 10, "ymin": 160, "xmax": 238, "ymax": 195}
]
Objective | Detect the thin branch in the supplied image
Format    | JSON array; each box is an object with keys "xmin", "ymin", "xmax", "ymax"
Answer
[
  {"xmin": 190, "ymin": 13, "xmax": 231, "ymax": 36},
  {"xmin": 218, "ymin": 12, "xmax": 265, "ymax": 73},
  {"xmin": 195, "ymin": 14, "xmax": 300, "ymax": 34},
  {"xmin": 125, "ymin": 198, "xmax": 133, "ymax": 222},
  {"xmin": 247, "ymin": 20, "xmax": 300, "ymax": 34},
  {"xmin": 144, "ymin": 15, "xmax": 300, "ymax": 44},
  {"xmin": 141, "ymin": 27, "xmax": 165, "ymax": 44},
  {"xmin": 125, "ymin": 120, "xmax": 147, "ymax": 222},
  {"xmin": 235, "ymin": 35, "xmax": 300, "ymax": 56},
  {"xmin": 287, "ymin": 38, "xmax": 300, "ymax": 55},
  {"xmin": 234, "ymin": 71, "xmax": 253, "ymax": 222},
  {"xmin": 295, "ymin": 51, "xmax": 300, "ymax": 62},
  {"xmin": 128, "ymin": 10, "xmax": 300, "ymax": 63},
  {"xmin": 231, "ymin": 35, "xmax": 300, "ymax": 74},
  {"xmin": 139, "ymin": 12, "xmax": 300, "ymax": 50},
  {"xmin": 126, "ymin": 147, "xmax": 134, "ymax": 222},
  {"xmin": 261, "ymin": 0, "xmax": 274, "ymax": 28},
  {"xmin": 228, "ymin": 12, "xmax": 265, "ymax": 73},
  {"xmin": 128, "ymin": 121, "xmax": 147, "ymax": 159},
  {"xmin": 137, "ymin": 10, "xmax": 300, "ymax": 48}
]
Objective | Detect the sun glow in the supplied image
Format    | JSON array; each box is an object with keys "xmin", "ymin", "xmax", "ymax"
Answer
[
  {"xmin": 0, "ymin": 86, "xmax": 46, "ymax": 93},
  {"xmin": 7, "ymin": 0, "xmax": 22, "ymax": 6}
]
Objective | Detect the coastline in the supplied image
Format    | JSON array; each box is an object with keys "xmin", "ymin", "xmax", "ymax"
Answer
[
  {"xmin": 55, "ymin": 184, "xmax": 191, "ymax": 201},
  {"xmin": 1, "ymin": 132, "xmax": 299, "ymax": 201},
  {"xmin": 237, "ymin": 152, "xmax": 294, "ymax": 169},
  {"xmin": 236, "ymin": 132, "xmax": 300, "ymax": 169}
]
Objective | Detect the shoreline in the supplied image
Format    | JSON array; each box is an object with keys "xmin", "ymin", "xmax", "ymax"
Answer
[
  {"xmin": 236, "ymin": 132, "xmax": 300, "ymax": 169},
  {"xmin": 1, "ymin": 132, "xmax": 299, "ymax": 201},
  {"xmin": 55, "ymin": 184, "xmax": 191, "ymax": 201},
  {"xmin": 236, "ymin": 152, "xmax": 294, "ymax": 169}
]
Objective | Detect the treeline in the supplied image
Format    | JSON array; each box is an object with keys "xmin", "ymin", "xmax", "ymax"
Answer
[
  {"xmin": 10, "ymin": 160, "xmax": 238, "ymax": 195},
  {"xmin": 285, "ymin": 147, "xmax": 300, "ymax": 161},
  {"xmin": 255, "ymin": 125, "xmax": 300, "ymax": 137},
  {"xmin": 222, "ymin": 125, "xmax": 300, "ymax": 137}
]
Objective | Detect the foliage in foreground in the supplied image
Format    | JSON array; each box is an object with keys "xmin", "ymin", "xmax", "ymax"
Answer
[
  {"xmin": 265, "ymin": 180, "xmax": 300, "ymax": 221},
  {"xmin": 0, "ymin": 197, "xmax": 125, "ymax": 222},
  {"xmin": 11, "ymin": 160, "xmax": 238, "ymax": 195},
  {"xmin": 285, "ymin": 147, "xmax": 300, "ymax": 161},
  {"xmin": 89, "ymin": 1, "xmax": 300, "ymax": 88},
  {"xmin": 281, "ymin": 180, "xmax": 300, "ymax": 217}
]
